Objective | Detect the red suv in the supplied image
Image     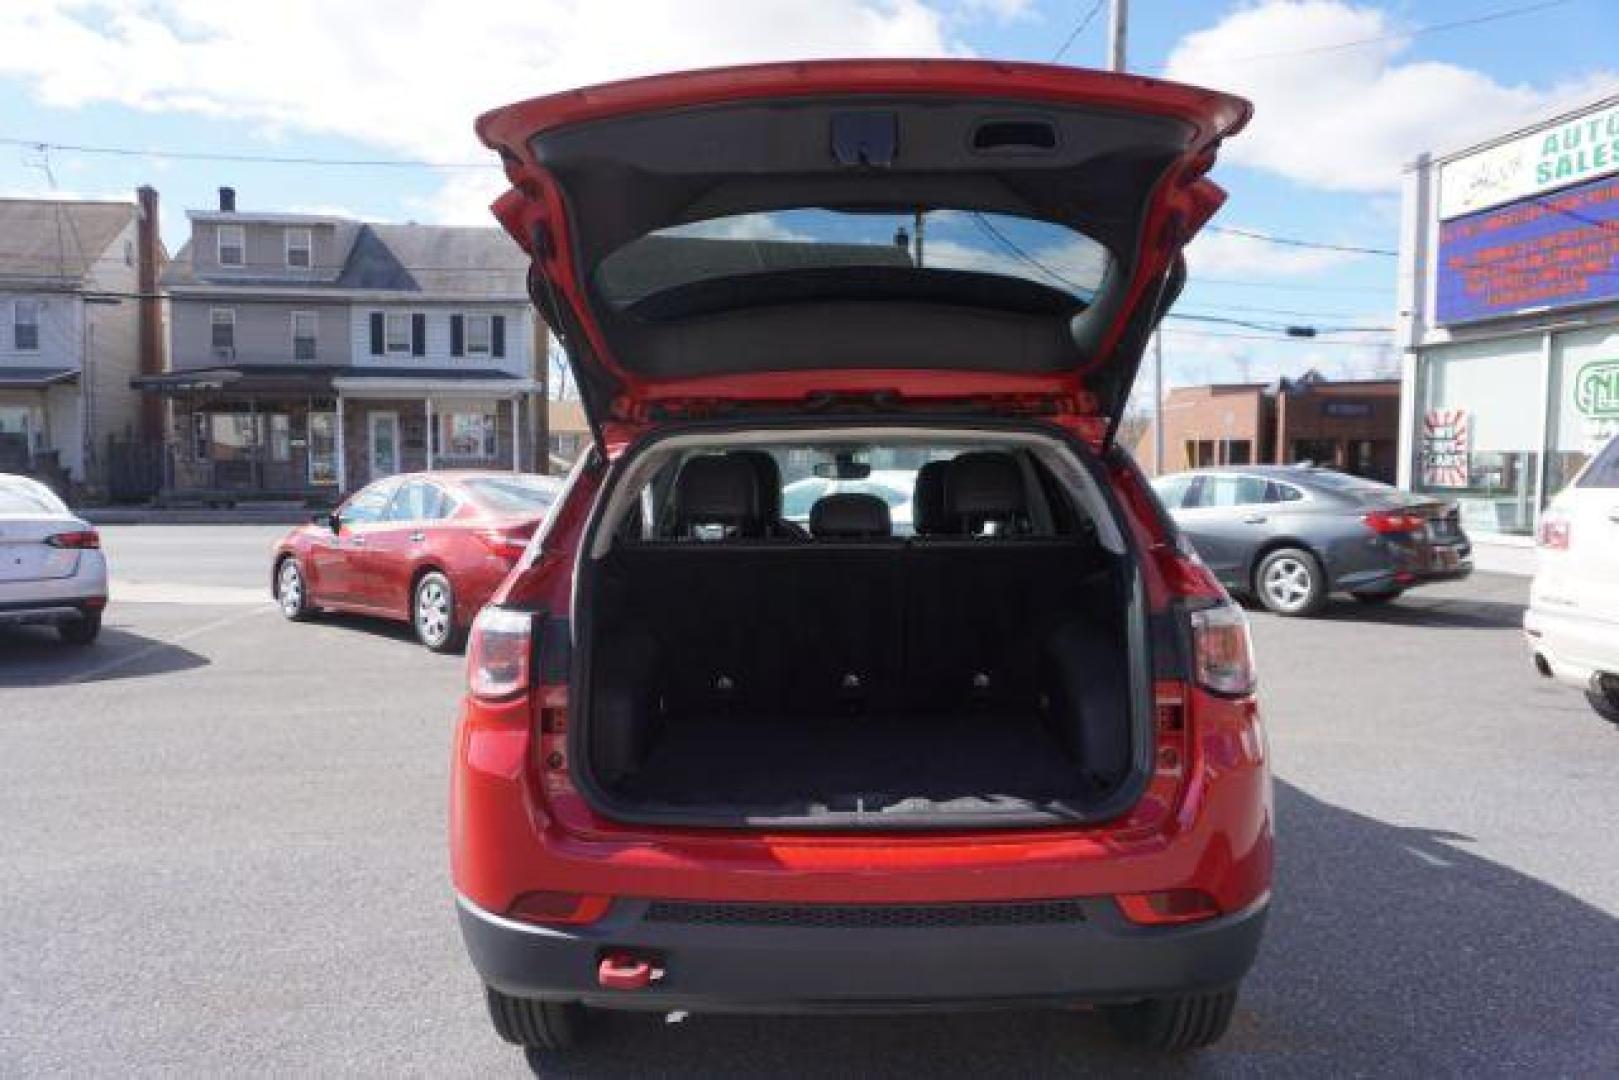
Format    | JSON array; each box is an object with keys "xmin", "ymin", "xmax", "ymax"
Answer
[{"xmin": 453, "ymin": 61, "xmax": 1271, "ymax": 1055}]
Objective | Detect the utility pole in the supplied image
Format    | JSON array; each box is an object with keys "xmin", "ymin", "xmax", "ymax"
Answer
[{"xmin": 1107, "ymin": 0, "xmax": 1128, "ymax": 72}]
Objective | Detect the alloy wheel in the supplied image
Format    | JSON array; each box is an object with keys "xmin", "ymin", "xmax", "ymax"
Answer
[
  {"xmin": 277, "ymin": 560, "xmax": 304, "ymax": 618},
  {"xmin": 416, "ymin": 577, "xmax": 452, "ymax": 647},
  {"xmin": 1261, "ymin": 556, "xmax": 1314, "ymax": 613}
]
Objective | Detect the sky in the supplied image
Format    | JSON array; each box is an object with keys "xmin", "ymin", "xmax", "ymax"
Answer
[{"xmin": 0, "ymin": 0, "xmax": 1615, "ymax": 393}]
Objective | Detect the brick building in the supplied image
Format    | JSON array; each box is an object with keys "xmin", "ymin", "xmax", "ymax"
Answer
[{"xmin": 1133, "ymin": 371, "xmax": 1400, "ymax": 482}]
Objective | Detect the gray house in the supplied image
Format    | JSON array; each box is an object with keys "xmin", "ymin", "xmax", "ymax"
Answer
[
  {"xmin": 0, "ymin": 190, "xmax": 164, "ymax": 496},
  {"xmin": 145, "ymin": 189, "xmax": 544, "ymax": 502}
]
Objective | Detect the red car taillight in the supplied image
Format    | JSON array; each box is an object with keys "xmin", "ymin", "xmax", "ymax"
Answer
[
  {"xmin": 466, "ymin": 606, "xmax": 532, "ymax": 700},
  {"xmin": 1537, "ymin": 512, "xmax": 1571, "ymax": 550},
  {"xmin": 45, "ymin": 529, "xmax": 100, "ymax": 549},
  {"xmin": 505, "ymin": 891, "xmax": 612, "ymax": 927},
  {"xmin": 1361, "ymin": 510, "xmax": 1425, "ymax": 535},
  {"xmin": 1189, "ymin": 601, "xmax": 1257, "ymax": 697},
  {"xmin": 476, "ymin": 525, "xmax": 535, "ymax": 556}
]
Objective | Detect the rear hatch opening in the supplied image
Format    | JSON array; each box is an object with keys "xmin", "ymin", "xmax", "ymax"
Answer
[{"xmin": 568, "ymin": 422, "xmax": 1155, "ymax": 830}]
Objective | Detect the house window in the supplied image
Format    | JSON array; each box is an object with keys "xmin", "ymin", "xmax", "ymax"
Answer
[
  {"xmin": 285, "ymin": 227, "xmax": 312, "ymax": 269},
  {"xmin": 434, "ymin": 412, "xmax": 499, "ymax": 459},
  {"xmin": 385, "ymin": 312, "xmax": 412, "ymax": 355},
  {"xmin": 217, "ymin": 224, "xmax": 245, "ymax": 267},
  {"xmin": 291, "ymin": 311, "xmax": 317, "ymax": 361},
  {"xmin": 13, "ymin": 299, "xmax": 40, "ymax": 351},
  {"xmin": 465, "ymin": 313, "xmax": 492, "ymax": 356},
  {"xmin": 210, "ymin": 308, "xmax": 236, "ymax": 351}
]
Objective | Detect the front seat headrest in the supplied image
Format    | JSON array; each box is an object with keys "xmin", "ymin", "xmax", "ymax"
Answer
[
  {"xmin": 673, "ymin": 455, "xmax": 762, "ymax": 535},
  {"xmin": 727, "ymin": 451, "xmax": 784, "ymax": 519},
  {"xmin": 810, "ymin": 493, "xmax": 892, "ymax": 540},
  {"xmin": 912, "ymin": 460, "xmax": 951, "ymax": 536},
  {"xmin": 944, "ymin": 452, "xmax": 1027, "ymax": 528}
]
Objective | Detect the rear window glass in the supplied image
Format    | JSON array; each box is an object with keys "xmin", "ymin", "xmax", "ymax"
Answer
[
  {"xmin": 462, "ymin": 476, "xmax": 561, "ymax": 513},
  {"xmin": 595, "ymin": 208, "xmax": 1110, "ymax": 310},
  {"xmin": 1301, "ymin": 469, "xmax": 1394, "ymax": 495},
  {"xmin": 0, "ymin": 484, "xmax": 67, "ymax": 514},
  {"xmin": 1577, "ymin": 436, "xmax": 1619, "ymax": 489}
]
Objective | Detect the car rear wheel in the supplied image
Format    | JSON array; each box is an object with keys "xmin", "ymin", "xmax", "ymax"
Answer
[
  {"xmin": 1103, "ymin": 986, "xmax": 1239, "ymax": 1051},
  {"xmin": 485, "ymin": 987, "xmax": 583, "ymax": 1051},
  {"xmin": 1255, "ymin": 548, "xmax": 1327, "ymax": 617},
  {"xmin": 275, "ymin": 557, "xmax": 314, "ymax": 621},
  {"xmin": 1586, "ymin": 680, "xmax": 1619, "ymax": 725},
  {"xmin": 1351, "ymin": 587, "xmax": 1404, "ymax": 605},
  {"xmin": 413, "ymin": 571, "xmax": 462, "ymax": 652},
  {"xmin": 57, "ymin": 612, "xmax": 101, "ymax": 646}
]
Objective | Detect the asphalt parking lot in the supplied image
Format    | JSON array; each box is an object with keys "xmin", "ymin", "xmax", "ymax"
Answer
[{"xmin": 3, "ymin": 525, "xmax": 1616, "ymax": 1077}]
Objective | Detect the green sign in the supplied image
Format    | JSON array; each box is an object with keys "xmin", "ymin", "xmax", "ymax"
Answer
[{"xmin": 1575, "ymin": 360, "xmax": 1619, "ymax": 418}]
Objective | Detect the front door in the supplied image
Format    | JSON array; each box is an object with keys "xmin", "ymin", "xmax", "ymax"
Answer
[{"xmin": 368, "ymin": 412, "xmax": 400, "ymax": 481}]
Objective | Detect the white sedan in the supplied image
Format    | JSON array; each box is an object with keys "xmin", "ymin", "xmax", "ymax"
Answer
[
  {"xmin": 782, "ymin": 469, "xmax": 917, "ymax": 535},
  {"xmin": 0, "ymin": 473, "xmax": 107, "ymax": 645},
  {"xmin": 1526, "ymin": 432, "xmax": 1619, "ymax": 724}
]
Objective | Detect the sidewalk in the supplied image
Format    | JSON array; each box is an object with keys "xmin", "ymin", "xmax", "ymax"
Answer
[{"xmin": 80, "ymin": 505, "xmax": 313, "ymax": 526}]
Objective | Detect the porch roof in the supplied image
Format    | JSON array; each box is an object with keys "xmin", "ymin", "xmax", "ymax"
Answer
[
  {"xmin": 131, "ymin": 364, "xmax": 339, "ymax": 395},
  {"xmin": 0, "ymin": 366, "xmax": 79, "ymax": 389}
]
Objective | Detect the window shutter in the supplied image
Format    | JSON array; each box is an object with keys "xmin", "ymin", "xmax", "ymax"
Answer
[
  {"xmin": 411, "ymin": 313, "xmax": 426, "ymax": 356},
  {"xmin": 369, "ymin": 312, "xmax": 384, "ymax": 356},
  {"xmin": 492, "ymin": 315, "xmax": 506, "ymax": 358},
  {"xmin": 450, "ymin": 314, "xmax": 464, "ymax": 357}
]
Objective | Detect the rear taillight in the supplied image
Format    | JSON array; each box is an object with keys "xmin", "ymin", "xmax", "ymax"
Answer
[
  {"xmin": 45, "ymin": 530, "xmax": 100, "ymax": 549},
  {"xmin": 1537, "ymin": 513, "xmax": 1571, "ymax": 550},
  {"xmin": 476, "ymin": 526, "xmax": 534, "ymax": 556},
  {"xmin": 1189, "ymin": 602, "xmax": 1257, "ymax": 697},
  {"xmin": 505, "ymin": 891, "xmax": 612, "ymax": 927},
  {"xmin": 1116, "ymin": 888, "xmax": 1221, "ymax": 926},
  {"xmin": 466, "ymin": 606, "xmax": 532, "ymax": 700},
  {"xmin": 1361, "ymin": 510, "xmax": 1425, "ymax": 535}
]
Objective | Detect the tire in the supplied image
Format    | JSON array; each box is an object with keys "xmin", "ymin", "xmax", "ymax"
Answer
[
  {"xmin": 1254, "ymin": 547, "xmax": 1327, "ymax": 617},
  {"xmin": 1586, "ymin": 684, "xmax": 1619, "ymax": 725},
  {"xmin": 275, "ymin": 557, "xmax": 314, "ymax": 621},
  {"xmin": 1351, "ymin": 587, "xmax": 1404, "ymax": 605},
  {"xmin": 485, "ymin": 987, "xmax": 582, "ymax": 1051},
  {"xmin": 1104, "ymin": 987, "xmax": 1239, "ymax": 1052},
  {"xmin": 57, "ymin": 612, "xmax": 101, "ymax": 646},
  {"xmin": 412, "ymin": 571, "xmax": 462, "ymax": 652}
]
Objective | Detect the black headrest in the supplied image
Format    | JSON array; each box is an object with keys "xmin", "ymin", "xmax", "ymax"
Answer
[
  {"xmin": 944, "ymin": 452, "xmax": 1026, "ymax": 519},
  {"xmin": 673, "ymin": 455, "xmax": 761, "ymax": 531},
  {"xmin": 912, "ymin": 460, "xmax": 951, "ymax": 536},
  {"xmin": 810, "ymin": 493, "xmax": 892, "ymax": 539},
  {"xmin": 728, "ymin": 451, "xmax": 782, "ymax": 518}
]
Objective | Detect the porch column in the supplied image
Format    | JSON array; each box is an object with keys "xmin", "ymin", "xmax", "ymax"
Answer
[
  {"xmin": 425, "ymin": 397, "xmax": 434, "ymax": 471},
  {"xmin": 510, "ymin": 395, "xmax": 520, "ymax": 473},
  {"xmin": 335, "ymin": 395, "xmax": 346, "ymax": 494}
]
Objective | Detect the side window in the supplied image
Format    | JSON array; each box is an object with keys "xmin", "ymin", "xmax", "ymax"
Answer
[
  {"xmin": 341, "ymin": 481, "xmax": 396, "ymax": 526},
  {"xmin": 1265, "ymin": 481, "xmax": 1305, "ymax": 504},
  {"xmin": 1198, "ymin": 475, "xmax": 1268, "ymax": 507},
  {"xmin": 1577, "ymin": 437, "xmax": 1619, "ymax": 489},
  {"xmin": 1153, "ymin": 474, "xmax": 1194, "ymax": 509},
  {"xmin": 385, "ymin": 480, "xmax": 450, "ymax": 522}
]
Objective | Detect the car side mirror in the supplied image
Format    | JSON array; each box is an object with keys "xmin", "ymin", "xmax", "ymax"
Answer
[{"xmin": 320, "ymin": 511, "xmax": 341, "ymax": 533}]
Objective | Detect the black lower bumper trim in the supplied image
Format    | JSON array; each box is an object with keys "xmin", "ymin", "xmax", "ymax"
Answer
[{"xmin": 457, "ymin": 893, "xmax": 1268, "ymax": 1014}]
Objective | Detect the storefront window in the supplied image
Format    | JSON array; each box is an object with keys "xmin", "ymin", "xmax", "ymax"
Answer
[
  {"xmin": 1547, "ymin": 326, "xmax": 1619, "ymax": 498},
  {"xmin": 435, "ymin": 412, "xmax": 498, "ymax": 459},
  {"xmin": 204, "ymin": 412, "xmax": 292, "ymax": 463},
  {"xmin": 1416, "ymin": 337, "xmax": 1542, "ymax": 537}
]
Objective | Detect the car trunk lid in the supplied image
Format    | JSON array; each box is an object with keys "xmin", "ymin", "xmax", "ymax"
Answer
[
  {"xmin": 0, "ymin": 516, "xmax": 84, "ymax": 582},
  {"xmin": 475, "ymin": 60, "xmax": 1250, "ymax": 444}
]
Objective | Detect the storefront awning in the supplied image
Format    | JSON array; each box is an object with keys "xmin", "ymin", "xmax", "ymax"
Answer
[
  {"xmin": 0, "ymin": 366, "xmax": 79, "ymax": 389},
  {"xmin": 332, "ymin": 368, "xmax": 538, "ymax": 398}
]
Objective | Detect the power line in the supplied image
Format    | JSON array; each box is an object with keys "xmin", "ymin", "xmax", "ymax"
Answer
[
  {"xmin": 1162, "ymin": 327, "xmax": 1391, "ymax": 346},
  {"xmin": 1191, "ymin": 275, "xmax": 1392, "ymax": 293},
  {"xmin": 1204, "ymin": 225, "xmax": 1397, "ymax": 257},
  {"xmin": 1211, "ymin": 0, "xmax": 1572, "ymax": 64},
  {"xmin": 1050, "ymin": 0, "xmax": 1107, "ymax": 63},
  {"xmin": 0, "ymin": 136, "xmax": 494, "ymax": 170}
]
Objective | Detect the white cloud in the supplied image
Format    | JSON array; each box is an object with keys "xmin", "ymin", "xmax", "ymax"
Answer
[
  {"xmin": 1165, "ymin": 1, "xmax": 1619, "ymax": 192},
  {"xmin": 1184, "ymin": 226, "xmax": 1363, "ymax": 278},
  {"xmin": 953, "ymin": 0, "xmax": 1035, "ymax": 22},
  {"xmin": 0, "ymin": 0, "xmax": 960, "ymax": 223}
]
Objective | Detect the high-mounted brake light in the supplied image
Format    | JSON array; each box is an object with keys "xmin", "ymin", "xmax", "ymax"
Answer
[
  {"xmin": 466, "ymin": 606, "xmax": 533, "ymax": 700},
  {"xmin": 1361, "ymin": 510, "xmax": 1425, "ymax": 536},
  {"xmin": 1189, "ymin": 602, "xmax": 1257, "ymax": 697},
  {"xmin": 1536, "ymin": 512, "xmax": 1571, "ymax": 550},
  {"xmin": 45, "ymin": 530, "xmax": 100, "ymax": 549}
]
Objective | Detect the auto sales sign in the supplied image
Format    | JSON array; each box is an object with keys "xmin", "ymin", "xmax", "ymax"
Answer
[{"xmin": 1435, "ymin": 99, "xmax": 1619, "ymax": 324}]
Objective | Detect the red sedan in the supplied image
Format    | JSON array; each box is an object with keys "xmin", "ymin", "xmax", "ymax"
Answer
[{"xmin": 272, "ymin": 471, "xmax": 561, "ymax": 651}]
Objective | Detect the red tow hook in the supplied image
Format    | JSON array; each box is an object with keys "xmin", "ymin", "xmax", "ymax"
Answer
[{"xmin": 597, "ymin": 952, "xmax": 661, "ymax": 991}]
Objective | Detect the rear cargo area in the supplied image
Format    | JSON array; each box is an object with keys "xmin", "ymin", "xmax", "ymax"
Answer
[{"xmin": 579, "ymin": 445, "xmax": 1142, "ymax": 826}]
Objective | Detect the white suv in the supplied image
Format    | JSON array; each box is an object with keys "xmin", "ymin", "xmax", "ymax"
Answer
[{"xmin": 1527, "ymin": 433, "xmax": 1619, "ymax": 724}]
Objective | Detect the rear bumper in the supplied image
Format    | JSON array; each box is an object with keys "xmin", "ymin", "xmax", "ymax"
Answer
[
  {"xmin": 457, "ymin": 892, "xmax": 1268, "ymax": 1013},
  {"xmin": 0, "ymin": 596, "xmax": 105, "ymax": 626},
  {"xmin": 1525, "ymin": 603, "xmax": 1619, "ymax": 689}
]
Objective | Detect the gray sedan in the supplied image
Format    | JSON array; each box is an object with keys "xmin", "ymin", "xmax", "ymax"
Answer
[{"xmin": 1152, "ymin": 465, "xmax": 1472, "ymax": 616}]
